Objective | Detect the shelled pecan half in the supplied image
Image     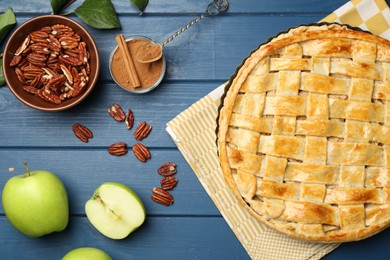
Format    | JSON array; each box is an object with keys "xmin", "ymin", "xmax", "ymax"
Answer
[
  {"xmin": 132, "ymin": 143, "xmax": 151, "ymax": 162},
  {"xmin": 72, "ymin": 123, "xmax": 93, "ymax": 143},
  {"xmin": 160, "ymin": 176, "xmax": 178, "ymax": 190},
  {"xmin": 157, "ymin": 162, "xmax": 177, "ymax": 176},
  {"xmin": 125, "ymin": 109, "xmax": 134, "ymax": 129},
  {"xmin": 15, "ymin": 35, "xmax": 30, "ymax": 56},
  {"xmin": 108, "ymin": 142, "xmax": 128, "ymax": 156},
  {"xmin": 134, "ymin": 121, "xmax": 152, "ymax": 140},
  {"xmin": 151, "ymin": 187, "xmax": 174, "ymax": 206},
  {"xmin": 108, "ymin": 103, "xmax": 126, "ymax": 122}
]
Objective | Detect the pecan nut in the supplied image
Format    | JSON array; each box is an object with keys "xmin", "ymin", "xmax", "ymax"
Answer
[
  {"xmin": 78, "ymin": 41, "xmax": 88, "ymax": 64},
  {"xmin": 15, "ymin": 35, "xmax": 30, "ymax": 56},
  {"xmin": 108, "ymin": 103, "xmax": 126, "ymax": 122},
  {"xmin": 60, "ymin": 64, "xmax": 73, "ymax": 84},
  {"xmin": 38, "ymin": 89, "xmax": 61, "ymax": 105},
  {"xmin": 39, "ymin": 26, "xmax": 52, "ymax": 34},
  {"xmin": 59, "ymin": 36, "xmax": 79, "ymax": 50},
  {"xmin": 151, "ymin": 187, "xmax": 174, "ymax": 206},
  {"xmin": 30, "ymin": 30, "xmax": 49, "ymax": 43},
  {"xmin": 71, "ymin": 73, "xmax": 87, "ymax": 97},
  {"xmin": 52, "ymin": 24, "xmax": 74, "ymax": 38},
  {"xmin": 27, "ymin": 53, "xmax": 47, "ymax": 67},
  {"xmin": 108, "ymin": 142, "xmax": 128, "ymax": 156},
  {"xmin": 10, "ymin": 55, "xmax": 23, "ymax": 67},
  {"xmin": 47, "ymin": 74, "xmax": 66, "ymax": 89},
  {"xmin": 25, "ymin": 65, "xmax": 44, "ymax": 75},
  {"xmin": 64, "ymin": 48, "xmax": 80, "ymax": 58},
  {"xmin": 59, "ymin": 54, "xmax": 82, "ymax": 66},
  {"xmin": 15, "ymin": 68, "xmax": 26, "ymax": 84},
  {"xmin": 30, "ymin": 73, "xmax": 43, "ymax": 88},
  {"xmin": 125, "ymin": 109, "xmax": 134, "ymax": 129},
  {"xmin": 134, "ymin": 121, "xmax": 152, "ymax": 140},
  {"xmin": 23, "ymin": 85, "xmax": 39, "ymax": 94},
  {"xmin": 72, "ymin": 123, "xmax": 93, "ymax": 143},
  {"xmin": 30, "ymin": 43, "xmax": 50, "ymax": 55},
  {"xmin": 160, "ymin": 176, "xmax": 178, "ymax": 191},
  {"xmin": 157, "ymin": 162, "xmax": 177, "ymax": 176},
  {"xmin": 132, "ymin": 143, "xmax": 151, "ymax": 162},
  {"xmin": 48, "ymin": 34, "xmax": 62, "ymax": 52}
]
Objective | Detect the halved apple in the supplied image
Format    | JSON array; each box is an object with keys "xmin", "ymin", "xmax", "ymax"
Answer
[{"xmin": 85, "ymin": 182, "xmax": 146, "ymax": 239}]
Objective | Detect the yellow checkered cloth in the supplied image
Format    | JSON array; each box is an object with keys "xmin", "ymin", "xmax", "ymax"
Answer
[
  {"xmin": 322, "ymin": 0, "xmax": 390, "ymax": 37},
  {"xmin": 166, "ymin": 0, "xmax": 390, "ymax": 259}
]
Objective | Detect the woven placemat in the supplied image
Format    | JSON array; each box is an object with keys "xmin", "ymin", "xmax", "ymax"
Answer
[{"xmin": 166, "ymin": 0, "xmax": 390, "ymax": 259}]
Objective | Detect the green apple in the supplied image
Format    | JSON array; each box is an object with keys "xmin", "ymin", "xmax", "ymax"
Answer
[
  {"xmin": 62, "ymin": 247, "xmax": 112, "ymax": 260},
  {"xmin": 2, "ymin": 163, "xmax": 69, "ymax": 237},
  {"xmin": 85, "ymin": 182, "xmax": 146, "ymax": 239}
]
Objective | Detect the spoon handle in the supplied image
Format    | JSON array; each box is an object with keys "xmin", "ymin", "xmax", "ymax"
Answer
[{"xmin": 161, "ymin": 0, "xmax": 229, "ymax": 47}]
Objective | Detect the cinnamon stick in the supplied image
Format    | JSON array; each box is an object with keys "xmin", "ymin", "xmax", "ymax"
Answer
[{"xmin": 115, "ymin": 34, "xmax": 141, "ymax": 88}]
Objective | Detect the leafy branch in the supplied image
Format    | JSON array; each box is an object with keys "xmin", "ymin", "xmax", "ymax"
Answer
[
  {"xmin": 0, "ymin": 7, "xmax": 16, "ymax": 86},
  {"xmin": 130, "ymin": 0, "xmax": 149, "ymax": 14},
  {"xmin": 51, "ymin": 0, "xmax": 149, "ymax": 29},
  {"xmin": 51, "ymin": 0, "xmax": 120, "ymax": 29},
  {"xmin": 51, "ymin": 0, "xmax": 77, "ymax": 15}
]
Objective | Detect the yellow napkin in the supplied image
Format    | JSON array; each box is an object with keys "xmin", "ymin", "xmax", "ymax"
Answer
[
  {"xmin": 166, "ymin": 0, "xmax": 390, "ymax": 259},
  {"xmin": 322, "ymin": 0, "xmax": 390, "ymax": 37}
]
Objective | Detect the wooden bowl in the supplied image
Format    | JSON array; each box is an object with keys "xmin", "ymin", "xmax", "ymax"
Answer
[{"xmin": 3, "ymin": 15, "xmax": 100, "ymax": 112}]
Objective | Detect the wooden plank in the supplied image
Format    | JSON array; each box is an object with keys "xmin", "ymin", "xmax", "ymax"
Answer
[
  {"xmin": 0, "ymin": 0, "xmax": 348, "ymax": 14},
  {"xmin": 0, "ymin": 216, "xmax": 249, "ymax": 259},
  {"xmin": 0, "ymin": 149, "xmax": 220, "ymax": 215},
  {"xmin": 0, "ymin": 82, "xmax": 220, "ymax": 147}
]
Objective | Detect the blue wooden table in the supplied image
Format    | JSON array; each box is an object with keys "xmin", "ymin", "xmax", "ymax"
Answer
[{"xmin": 1, "ymin": 0, "xmax": 390, "ymax": 259}]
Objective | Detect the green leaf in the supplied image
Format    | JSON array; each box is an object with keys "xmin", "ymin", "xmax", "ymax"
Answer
[
  {"xmin": 130, "ymin": 0, "xmax": 149, "ymax": 13},
  {"xmin": 0, "ymin": 54, "xmax": 5, "ymax": 86},
  {"xmin": 0, "ymin": 7, "xmax": 16, "ymax": 44},
  {"xmin": 50, "ymin": 0, "xmax": 69, "ymax": 14},
  {"xmin": 74, "ymin": 0, "xmax": 121, "ymax": 29}
]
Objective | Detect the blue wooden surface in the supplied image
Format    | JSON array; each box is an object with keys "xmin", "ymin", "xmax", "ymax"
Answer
[{"xmin": 1, "ymin": 0, "xmax": 390, "ymax": 259}]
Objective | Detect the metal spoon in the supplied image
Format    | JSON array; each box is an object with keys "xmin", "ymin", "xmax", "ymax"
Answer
[{"xmin": 135, "ymin": 0, "xmax": 229, "ymax": 64}]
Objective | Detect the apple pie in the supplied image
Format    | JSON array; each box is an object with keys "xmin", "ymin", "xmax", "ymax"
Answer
[{"xmin": 217, "ymin": 23, "xmax": 390, "ymax": 242}]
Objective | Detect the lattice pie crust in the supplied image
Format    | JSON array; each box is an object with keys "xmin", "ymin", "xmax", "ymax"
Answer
[{"xmin": 217, "ymin": 24, "xmax": 390, "ymax": 242}]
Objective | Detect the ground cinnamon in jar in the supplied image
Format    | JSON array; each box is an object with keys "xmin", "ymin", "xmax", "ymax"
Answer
[{"xmin": 110, "ymin": 39, "xmax": 163, "ymax": 91}]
